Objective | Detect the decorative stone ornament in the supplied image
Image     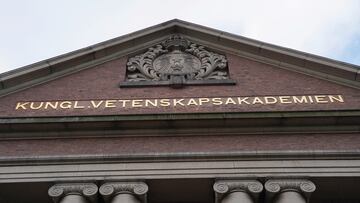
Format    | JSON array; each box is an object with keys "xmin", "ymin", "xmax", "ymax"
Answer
[
  {"xmin": 214, "ymin": 179, "xmax": 263, "ymax": 203},
  {"xmin": 121, "ymin": 34, "xmax": 235, "ymax": 88},
  {"xmin": 48, "ymin": 183, "xmax": 98, "ymax": 203},
  {"xmin": 265, "ymin": 179, "xmax": 316, "ymax": 203},
  {"xmin": 99, "ymin": 182, "xmax": 148, "ymax": 203}
]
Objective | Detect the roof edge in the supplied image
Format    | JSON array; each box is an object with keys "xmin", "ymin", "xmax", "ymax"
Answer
[{"xmin": 0, "ymin": 19, "xmax": 359, "ymax": 97}]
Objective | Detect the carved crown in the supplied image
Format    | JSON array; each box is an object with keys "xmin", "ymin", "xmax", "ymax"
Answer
[{"xmin": 162, "ymin": 34, "xmax": 189, "ymax": 50}]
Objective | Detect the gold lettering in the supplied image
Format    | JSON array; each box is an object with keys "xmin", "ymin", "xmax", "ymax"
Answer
[
  {"xmin": 173, "ymin": 99, "xmax": 185, "ymax": 106},
  {"xmin": 74, "ymin": 101, "xmax": 85, "ymax": 109},
  {"xmin": 308, "ymin": 96, "xmax": 314, "ymax": 103},
  {"xmin": 91, "ymin": 100, "xmax": 103, "ymax": 108},
  {"xmin": 237, "ymin": 97, "xmax": 250, "ymax": 104},
  {"xmin": 160, "ymin": 99, "xmax": 170, "ymax": 107},
  {"xmin": 187, "ymin": 98, "xmax": 198, "ymax": 106},
  {"xmin": 198, "ymin": 98, "xmax": 210, "ymax": 105},
  {"xmin": 132, "ymin": 100, "xmax": 143, "ymax": 107},
  {"xmin": 329, "ymin": 95, "xmax": 344, "ymax": 103},
  {"xmin": 30, "ymin": 102, "xmax": 44, "ymax": 109},
  {"xmin": 252, "ymin": 97, "xmax": 264, "ymax": 104},
  {"xmin": 15, "ymin": 102, "xmax": 29, "ymax": 110},
  {"xmin": 14, "ymin": 94, "xmax": 346, "ymax": 111},
  {"xmin": 279, "ymin": 96, "xmax": 292, "ymax": 104},
  {"xmin": 225, "ymin": 98, "xmax": 237, "ymax": 105},
  {"xmin": 59, "ymin": 101, "xmax": 72, "ymax": 109},
  {"xmin": 264, "ymin": 97, "xmax": 277, "ymax": 104},
  {"xmin": 145, "ymin": 99, "xmax": 158, "ymax": 107},
  {"xmin": 293, "ymin": 96, "xmax": 308, "ymax": 103},
  {"xmin": 44, "ymin": 102, "xmax": 58, "ymax": 109},
  {"xmin": 118, "ymin": 100, "xmax": 130, "ymax": 107},
  {"xmin": 212, "ymin": 98, "xmax": 223, "ymax": 105},
  {"xmin": 105, "ymin": 100, "xmax": 117, "ymax": 108},
  {"xmin": 314, "ymin": 95, "xmax": 328, "ymax": 103}
]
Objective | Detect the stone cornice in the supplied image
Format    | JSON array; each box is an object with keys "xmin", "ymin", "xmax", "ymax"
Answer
[
  {"xmin": 0, "ymin": 150, "xmax": 360, "ymax": 165},
  {"xmin": 2, "ymin": 110, "xmax": 359, "ymax": 123},
  {"xmin": 0, "ymin": 110, "xmax": 359, "ymax": 140},
  {"xmin": 0, "ymin": 159, "xmax": 359, "ymax": 183}
]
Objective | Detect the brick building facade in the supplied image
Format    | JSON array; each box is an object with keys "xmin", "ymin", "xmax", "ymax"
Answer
[{"xmin": 0, "ymin": 19, "xmax": 359, "ymax": 203}]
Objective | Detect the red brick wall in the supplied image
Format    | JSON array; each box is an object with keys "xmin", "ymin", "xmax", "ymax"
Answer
[
  {"xmin": 0, "ymin": 133, "xmax": 358, "ymax": 158},
  {"xmin": 0, "ymin": 54, "xmax": 359, "ymax": 117}
]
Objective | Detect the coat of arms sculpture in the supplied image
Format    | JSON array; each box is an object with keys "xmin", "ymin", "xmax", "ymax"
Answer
[{"xmin": 121, "ymin": 34, "xmax": 235, "ymax": 88}]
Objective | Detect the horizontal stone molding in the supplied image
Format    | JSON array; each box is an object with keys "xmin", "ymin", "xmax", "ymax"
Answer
[
  {"xmin": 1, "ymin": 110, "xmax": 359, "ymax": 139},
  {"xmin": 0, "ymin": 159, "xmax": 360, "ymax": 183},
  {"xmin": 0, "ymin": 150, "xmax": 360, "ymax": 165}
]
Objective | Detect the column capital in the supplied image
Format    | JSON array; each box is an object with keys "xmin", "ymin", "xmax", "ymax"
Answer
[
  {"xmin": 48, "ymin": 183, "xmax": 98, "ymax": 203},
  {"xmin": 99, "ymin": 182, "xmax": 148, "ymax": 203},
  {"xmin": 213, "ymin": 179, "xmax": 263, "ymax": 203},
  {"xmin": 265, "ymin": 179, "xmax": 316, "ymax": 202}
]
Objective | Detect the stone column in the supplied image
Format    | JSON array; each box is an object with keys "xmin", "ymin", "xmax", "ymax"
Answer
[
  {"xmin": 265, "ymin": 179, "xmax": 316, "ymax": 203},
  {"xmin": 48, "ymin": 183, "xmax": 98, "ymax": 203},
  {"xmin": 213, "ymin": 180, "xmax": 263, "ymax": 203},
  {"xmin": 99, "ymin": 182, "xmax": 148, "ymax": 203}
]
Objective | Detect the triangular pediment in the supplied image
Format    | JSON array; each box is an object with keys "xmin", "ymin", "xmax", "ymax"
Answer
[{"xmin": 0, "ymin": 19, "xmax": 359, "ymax": 118}]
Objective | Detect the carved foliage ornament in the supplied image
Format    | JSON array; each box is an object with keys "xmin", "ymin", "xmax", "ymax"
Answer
[{"xmin": 121, "ymin": 34, "xmax": 235, "ymax": 88}]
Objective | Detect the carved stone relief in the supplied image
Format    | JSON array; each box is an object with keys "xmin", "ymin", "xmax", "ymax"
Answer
[{"xmin": 121, "ymin": 34, "xmax": 235, "ymax": 88}]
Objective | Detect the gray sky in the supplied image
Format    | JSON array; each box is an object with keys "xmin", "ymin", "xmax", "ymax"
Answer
[{"xmin": 1, "ymin": 0, "xmax": 360, "ymax": 74}]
